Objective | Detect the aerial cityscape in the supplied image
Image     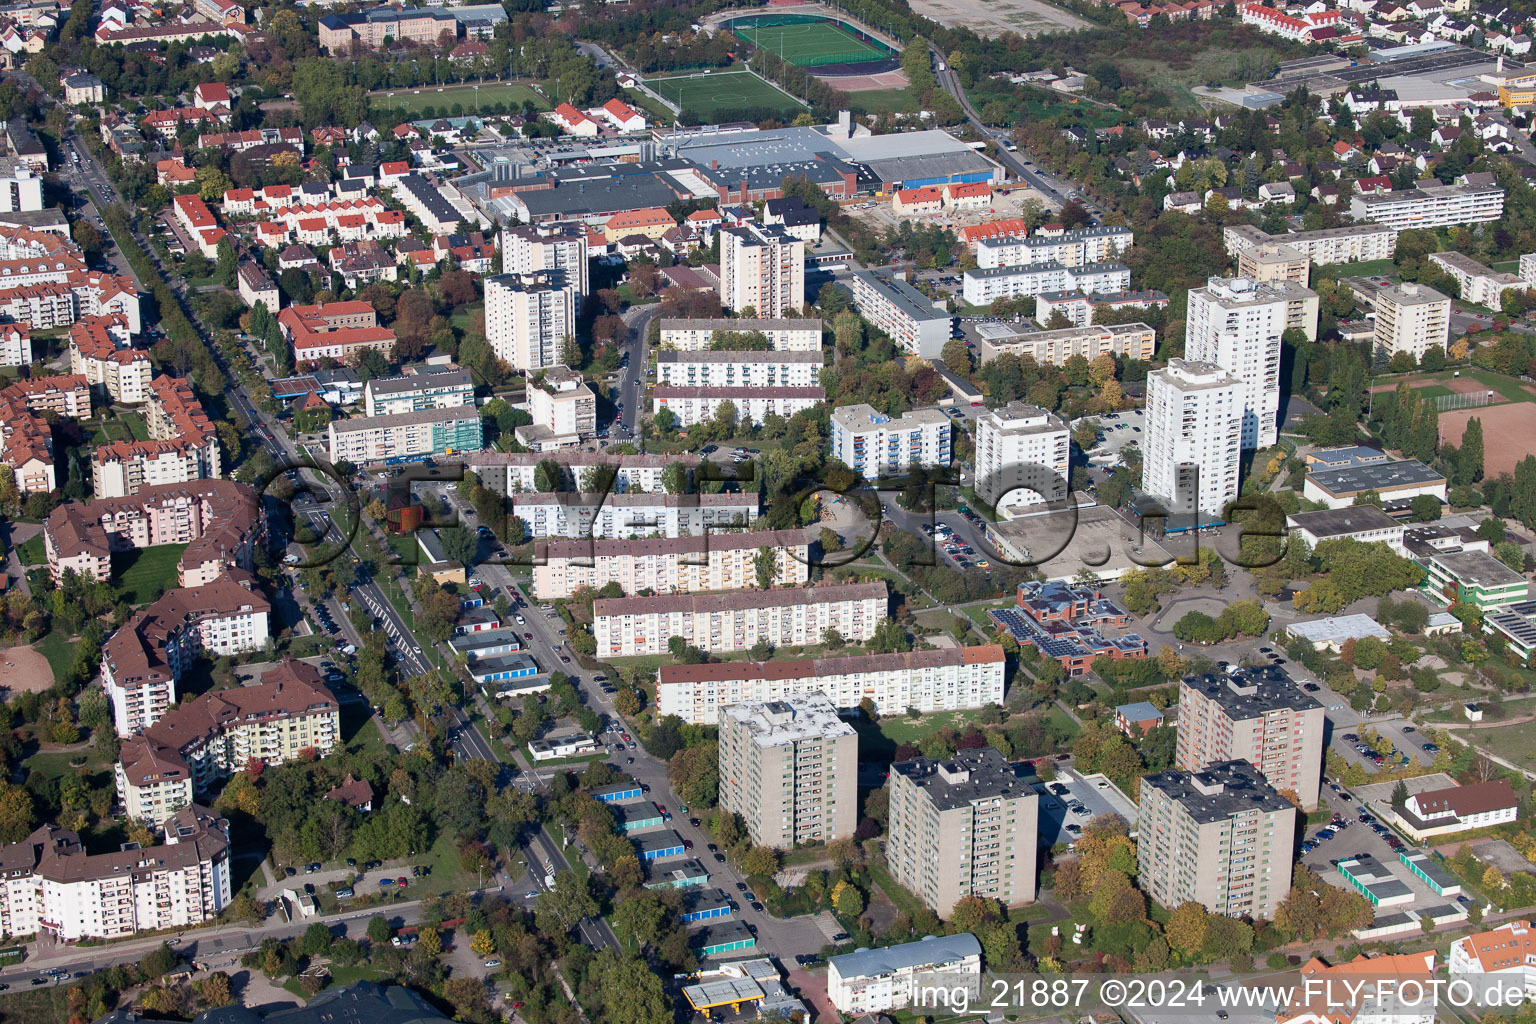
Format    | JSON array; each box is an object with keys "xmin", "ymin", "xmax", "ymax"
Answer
[{"xmin": 4, "ymin": 0, "xmax": 1536, "ymax": 1021}]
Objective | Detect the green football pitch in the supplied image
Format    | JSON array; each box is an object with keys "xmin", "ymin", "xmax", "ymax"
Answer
[
  {"xmin": 646, "ymin": 70, "xmax": 807, "ymax": 117},
  {"xmin": 732, "ymin": 19, "xmax": 889, "ymax": 66}
]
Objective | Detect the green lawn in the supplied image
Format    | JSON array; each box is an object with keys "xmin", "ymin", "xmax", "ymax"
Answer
[
  {"xmin": 730, "ymin": 18, "xmax": 890, "ymax": 66},
  {"xmin": 342, "ymin": 701, "xmax": 390, "ymax": 756},
  {"xmin": 13, "ymin": 533, "xmax": 44, "ymax": 566},
  {"xmin": 376, "ymin": 82, "xmax": 548, "ymax": 118},
  {"xmin": 850, "ymin": 88, "xmax": 917, "ymax": 115},
  {"xmin": 1317, "ymin": 258, "xmax": 1398, "ymax": 282},
  {"xmin": 32, "ymin": 630, "xmax": 76, "ymax": 684},
  {"xmin": 24, "ymin": 748, "xmax": 108, "ymax": 780},
  {"xmin": 282, "ymin": 963, "xmax": 389, "ymax": 998},
  {"xmin": 111, "ymin": 543, "xmax": 187, "ymax": 605},
  {"xmin": 867, "ymin": 862, "xmax": 925, "ymax": 919},
  {"xmin": 120, "ymin": 411, "xmax": 149, "ymax": 442},
  {"xmin": 875, "ymin": 707, "xmax": 990, "ymax": 743},
  {"xmin": 1464, "ymin": 719, "xmax": 1536, "ymax": 773},
  {"xmin": 645, "ymin": 69, "xmax": 807, "ymax": 117}
]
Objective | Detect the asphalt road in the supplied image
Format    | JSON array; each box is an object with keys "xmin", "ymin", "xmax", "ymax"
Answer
[
  {"xmin": 930, "ymin": 47, "xmax": 1096, "ymax": 215},
  {"xmin": 617, "ymin": 303, "xmax": 659, "ymax": 435}
]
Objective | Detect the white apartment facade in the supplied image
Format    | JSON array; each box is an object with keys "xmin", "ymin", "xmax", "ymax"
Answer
[
  {"xmin": 657, "ymin": 318, "xmax": 823, "ymax": 352},
  {"xmin": 363, "ymin": 368, "xmax": 475, "ymax": 417},
  {"xmin": 0, "ymin": 806, "xmax": 231, "ymax": 942},
  {"xmin": 974, "ymin": 321, "xmax": 1156, "ymax": 366},
  {"xmin": 975, "ymin": 225, "xmax": 1133, "ymax": 270},
  {"xmin": 962, "ymin": 261, "xmax": 1130, "ymax": 306},
  {"xmin": 501, "ymin": 225, "xmax": 589, "ymax": 298},
  {"xmin": 718, "ymin": 224, "xmax": 805, "ymax": 317},
  {"xmin": 531, "ymin": 529, "xmax": 810, "ymax": 599},
  {"xmin": 0, "ymin": 323, "xmax": 28, "ymax": 367},
  {"xmin": 656, "ymin": 645, "xmax": 1007, "ymax": 725},
  {"xmin": 1185, "ymin": 276, "xmax": 1315, "ymax": 450},
  {"xmin": 102, "ymin": 573, "xmax": 272, "ymax": 737},
  {"xmin": 1428, "ymin": 250, "xmax": 1524, "ymax": 307},
  {"xmin": 1349, "ymin": 183, "xmax": 1504, "ymax": 230},
  {"xmin": 973, "ymin": 401, "xmax": 1070, "ymax": 508},
  {"xmin": 467, "ymin": 451, "xmax": 699, "ymax": 494},
  {"xmin": 115, "ymin": 660, "xmax": 340, "ymax": 822},
  {"xmin": 827, "ymin": 934, "xmax": 983, "ymax": 1015},
  {"xmin": 830, "ymin": 404, "xmax": 952, "ymax": 480},
  {"xmin": 1222, "ymin": 223, "xmax": 1398, "ymax": 264},
  {"xmin": 1141, "ymin": 358, "xmax": 1243, "ymax": 517},
  {"xmin": 511, "ymin": 490, "xmax": 756, "ymax": 540},
  {"xmin": 719, "ymin": 694, "xmax": 858, "ymax": 849},
  {"xmin": 524, "ymin": 366, "xmax": 596, "ymax": 445},
  {"xmin": 1372, "ymin": 281, "xmax": 1450, "ymax": 362},
  {"xmin": 655, "ymin": 350, "xmax": 822, "ymax": 388},
  {"xmin": 593, "ymin": 581, "xmax": 886, "ymax": 656},
  {"xmin": 847, "ymin": 269, "xmax": 952, "ymax": 360},
  {"xmin": 326, "ymin": 406, "xmax": 483, "ymax": 463},
  {"xmin": 650, "ymin": 385, "xmax": 825, "ymax": 428},
  {"xmin": 1450, "ymin": 922, "xmax": 1536, "ymax": 994},
  {"xmin": 484, "ymin": 271, "xmax": 577, "ymax": 371}
]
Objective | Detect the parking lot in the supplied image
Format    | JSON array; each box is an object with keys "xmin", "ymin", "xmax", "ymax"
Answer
[
  {"xmin": 1072, "ymin": 408, "xmax": 1145, "ymax": 464},
  {"xmin": 1298, "ymin": 775, "xmax": 1474, "ymax": 921},
  {"xmin": 1034, "ymin": 768, "xmax": 1138, "ymax": 846}
]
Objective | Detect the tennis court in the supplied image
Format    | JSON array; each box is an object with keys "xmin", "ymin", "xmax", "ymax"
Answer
[
  {"xmin": 729, "ymin": 15, "xmax": 893, "ymax": 67},
  {"xmin": 646, "ymin": 70, "xmax": 807, "ymax": 117}
]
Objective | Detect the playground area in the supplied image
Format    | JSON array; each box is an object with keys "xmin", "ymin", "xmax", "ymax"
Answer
[
  {"xmin": 728, "ymin": 14, "xmax": 895, "ymax": 67},
  {"xmin": 645, "ymin": 69, "xmax": 807, "ymax": 117}
]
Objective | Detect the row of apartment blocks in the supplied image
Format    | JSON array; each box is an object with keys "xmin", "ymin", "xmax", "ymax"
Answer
[
  {"xmin": 43, "ymin": 479, "xmax": 262, "ymax": 589},
  {"xmin": 116, "ymin": 660, "xmax": 339, "ymax": 822},
  {"xmin": 972, "ymin": 321, "xmax": 1157, "ymax": 365},
  {"xmin": 0, "ymin": 371, "xmax": 90, "ymax": 495},
  {"xmin": 0, "ymin": 805, "xmax": 232, "ymax": 942},
  {"xmin": 962, "ymin": 260, "xmax": 1132, "ymax": 306},
  {"xmin": 976, "ymin": 224, "xmax": 1133, "ymax": 270},
  {"xmin": 327, "ymin": 405, "xmax": 484, "ymax": 464},
  {"xmin": 511, "ymin": 490, "xmax": 757, "ymax": 541},
  {"xmin": 654, "ymin": 350, "xmax": 822, "ymax": 389},
  {"xmin": 593, "ymin": 581, "xmax": 887, "ymax": 657},
  {"xmin": 91, "ymin": 374, "xmax": 222, "ymax": 498},
  {"xmin": 656, "ymin": 644, "xmax": 1007, "ymax": 725},
  {"xmin": 0, "ymin": 224, "xmax": 139, "ymax": 333},
  {"xmin": 102, "ymin": 570, "xmax": 270, "ymax": 739},
  {"xmin": 530, "ymin": 529, "xmax": 810, "ymax": 600},
  {"xmin": 650, "ymin": 385, "xmax": 826, "ymax": 429},
  {"xmin": 657, "ymin": 317, "xmax": 823, "ymax": 352},
  {"xmin": 467, "ymin": 450, "xmax": 703, "ymax": 495}
]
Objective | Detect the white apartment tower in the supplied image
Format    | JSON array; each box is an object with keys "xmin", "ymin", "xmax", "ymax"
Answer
[
  {"xmin": 1142, "ymin": 359, "xmax": 1243, "ymax": 518},
  {"xmin": 719, "ymin": 695, "xmax": 858, "ymax": 849},
  {"xmin": 719, "ymin": 224, "xmax": 805, "ymax": 317},
  {"xmin": 972, "ymin": 401, "xmax": 1070, "ymax": 508},
  {"xmin": 485, "ymin": 272, "xmax": 577, "ymax": 372},
  {"xmin": 1186, "ymin": 276, "xmax": 1316, "ymax": 450},
  {"xmin": 830, "ymin": 404, "xmax": 952, "ymax": 480},
  {"xmin": 501, "ymin": 225, "xmax": 589, "ymax": 299}
]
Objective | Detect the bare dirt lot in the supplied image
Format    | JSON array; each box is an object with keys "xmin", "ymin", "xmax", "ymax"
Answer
[
  {"xmin": 0, "ymin": 645, "xmax": 55, "ymax": 694},
  {"xmin": 824, "ymin": 68, "xmax": 910, "ymax": 91},
  {"xmin": 905, "ymin": 0, "xmax": 1088, "ymax": 37},
  {"xmin": 1440, "ymin": 401, "xmax": 1536, "ymax": 477}
]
